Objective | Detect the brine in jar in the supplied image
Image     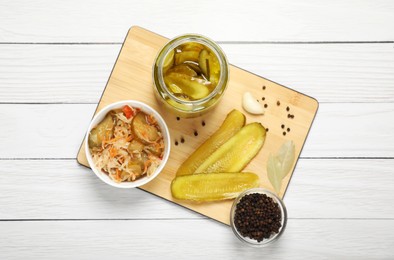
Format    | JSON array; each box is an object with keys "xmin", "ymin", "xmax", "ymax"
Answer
[
  {"xmin": 153, "ymin": 34, "xmax": 229, "ymax": 118},
  {"xmin": 163, "ymin": 42, "xmax": 221, "ymax": 101}
]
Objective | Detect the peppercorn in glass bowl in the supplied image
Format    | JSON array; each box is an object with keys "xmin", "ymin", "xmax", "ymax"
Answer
[{"xmin": 230, "ymin": 188, "xmax": 287, "ymax": 247}]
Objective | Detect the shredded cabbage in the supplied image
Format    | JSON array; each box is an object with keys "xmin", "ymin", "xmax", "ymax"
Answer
[{"xmin": 89, "ymin": 106, "xmax": 164, "ymax": 183}]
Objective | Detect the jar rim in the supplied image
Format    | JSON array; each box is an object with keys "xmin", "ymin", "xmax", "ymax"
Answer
[{"xmin": 153, "ymin": 34, "xmax": 229, "ymax": 106}]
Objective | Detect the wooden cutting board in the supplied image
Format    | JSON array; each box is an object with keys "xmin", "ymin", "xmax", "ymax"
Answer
[{"xmin": 77, "ymin": 26, "xmax": 318, "ymax": 225}]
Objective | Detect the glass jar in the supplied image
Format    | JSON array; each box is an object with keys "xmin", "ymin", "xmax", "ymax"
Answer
[{"xmin": 153, "ymin": 34, "xmax": 229, "ymax": 118}]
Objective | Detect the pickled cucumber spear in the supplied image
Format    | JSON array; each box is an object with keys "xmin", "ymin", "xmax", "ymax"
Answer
[
  {"xmin": 176, "ymin": 109, "xmax": 246, "ymax": 176},
  {"xmin": 171, "ymin": 172, "xmax": 259, "ymax": 201},
  {"xmin": 195, "ymin": 122, "xmax": 266, "ymax": 174}
]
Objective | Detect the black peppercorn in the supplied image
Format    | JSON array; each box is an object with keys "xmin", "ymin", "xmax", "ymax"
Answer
[{"xmin": 234, "ymin": 193, "xmax": 282, "ymax": 242}]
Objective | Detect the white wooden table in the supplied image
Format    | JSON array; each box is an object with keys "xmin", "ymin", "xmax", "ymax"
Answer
[{"xmin": 1, "ymin": 1, "xmax": 393, "ymax": 259}]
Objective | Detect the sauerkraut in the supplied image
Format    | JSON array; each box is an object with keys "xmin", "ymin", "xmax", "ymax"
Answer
[{"xmin": 88, "ymin": 105, "xmax": 165, "ymax": 182}]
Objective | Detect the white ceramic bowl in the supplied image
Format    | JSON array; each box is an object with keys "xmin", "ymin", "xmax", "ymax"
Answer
[{"xmin": 85, "ymin": 100, "xmax": 170, "ymax": 188}]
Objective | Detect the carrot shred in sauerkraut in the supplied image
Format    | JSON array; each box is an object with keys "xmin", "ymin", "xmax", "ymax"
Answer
[{"xmin": 89, "ymin": 106, "xmax": 165, "ymax": 183}]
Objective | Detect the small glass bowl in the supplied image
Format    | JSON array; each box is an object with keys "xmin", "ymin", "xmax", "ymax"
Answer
[
  {"xmin": 230, "ymin": 188, "xmax": 287, "ymax": 247},
  {"xmin": 152, "ymin": 34, "xmax": 229, "ymax": 118}
]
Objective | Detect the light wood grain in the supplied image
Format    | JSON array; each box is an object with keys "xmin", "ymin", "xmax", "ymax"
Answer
[
  {"xmin": 1, "ymin": 219, "xmax": 393, "ymax": 259},
  {"xmin": 1, "ymin": 43, "xmax": 393, "ymax": 103},
  {"xmin": 0, "ymin": 159, "xmax": 393, "ymax": 220},
  {"xmin": 1, "ymin": 0, "xmax": 394, "ymax": 42},
  {"xmin": 0, "ymin": 103, "xmax": 392, "ymax": 159},
  {"xmin": 75, "ymin": 26, "xmax": 317, "ymax": 224}
]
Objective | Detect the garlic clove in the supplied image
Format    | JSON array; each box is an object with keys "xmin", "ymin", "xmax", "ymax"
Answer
[{"xmin": 242, "ymin": 92, "xmax": 265, "ymax": 115}]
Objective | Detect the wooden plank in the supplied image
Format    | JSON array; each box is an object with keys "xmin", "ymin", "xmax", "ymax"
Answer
[
  {"xmin": 0, "ymin": 159, "xmax": 393, "ymax": 220},
  {"xmin": 0, "ymin": 219, "xmax": 393, "ymax": 259},
  {"xmin": 0, "ymin": 45, "xmax": 121, "ymax": 103},
  {"xmin": 0, "ymin": 160, "xmax": 198, "ymax": 220},
  {"xmin": 224, "ymin": 43, "xmax": 394, "ymax": 103},
  {"xmin": 1, "ymin": 43, "xmax": 393, "ymax": 103},
  {"xmin": 0, "ymin": 0, "xmax": 393, "ymax": 42},
  {"xmin": 0, "ymin": 103, "xmax": 393, "ymax": 159},
  {"xmin": 305, "ymin": 102, "xmax": 394, "ymax": 157},
  {"xmin": 75, "ymin": 26, "xmax": 317, "ymax": 224},
  {"xmin": 286, "ymin": 159, "xmax": 394, "ymax": 219},
  {"xmin": 0, "ymin": 104, "xmax": 95, "ymax": 159}
]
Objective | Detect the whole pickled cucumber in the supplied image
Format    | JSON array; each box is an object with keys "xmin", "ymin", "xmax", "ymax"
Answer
[
  {"xmin": 195, "ymin": 122, "xmax": 266, "ymax": 173},
  {"xmin": 171, "ymin": 172, "xmax": 259, "ymax": 201},
  {"xmin": 176, "ymin": 109, "xmax": 246, "ymax": 176}
]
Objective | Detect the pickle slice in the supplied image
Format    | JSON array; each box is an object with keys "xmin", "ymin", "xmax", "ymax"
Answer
[
  {"xmin": 132, "ymin": 112, "xmax": 160, "ymax": 144},
  {"xmin": 175, "ymin": 50, "xmax": 200, "ymax": 65},
  {"xmin": 176, "ymin": 109, "xmax": 246, "ymax": 176},
  {"xmin": 88, "ymin": 112, "xmax": 115, "ymax": 148},
  {"xmin": 163, "ymin": 50, "xmax": 174, "ymax": 73},
  {"xmin": 168, "ymin": 83, "xmax": 183, "ymax": 94},
  {"xmin": 195, "ymin": 122, "xmax": 266, "ymax": 173},
  {"xmin": 168, "ymin": 64, "xmax": 197, "ymax": 77},
  {"xmin": 164, "ymin": 72, "xmax": 210, "ymax": 100},
  {"xmin": 171, "ymin": 172, "xmax": 259, "ymax": 201},
  {"xmin": 183, "ymin": 61, "xmax": 202, "ymax": 75},
  {"xmin": 198, "ymin": 49, "xmax": 220, "ymax": 85},
  {"xmin": 199, "ymin": 49, "xmax": 209, "ymax": 78},
  {"xmin": 208, "ymin": 53, "xmax": 220, "ymax": 86}
]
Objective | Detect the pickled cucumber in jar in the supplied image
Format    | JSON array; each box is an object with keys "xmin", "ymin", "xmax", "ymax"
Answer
[{"xmin": 163, "ymin": 42, "xmax": 221, "ymax": 101}]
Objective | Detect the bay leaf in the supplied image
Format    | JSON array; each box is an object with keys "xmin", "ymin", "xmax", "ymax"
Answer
[
  {"xmin": 267, "ymin": 140, "xmax": 295, "ymax": 193},
  {"xmin": 267, "ymin": 154, "xmax": 282, "ymax": 193},
  {"xmin": 277, "ymin": 140, "xmax": 295, "ymax": 179}
]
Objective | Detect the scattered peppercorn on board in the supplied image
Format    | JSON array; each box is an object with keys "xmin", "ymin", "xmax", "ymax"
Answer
[{"xmin": 77, "ymin": 26, "xmax": 318, "ymax": 225}]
